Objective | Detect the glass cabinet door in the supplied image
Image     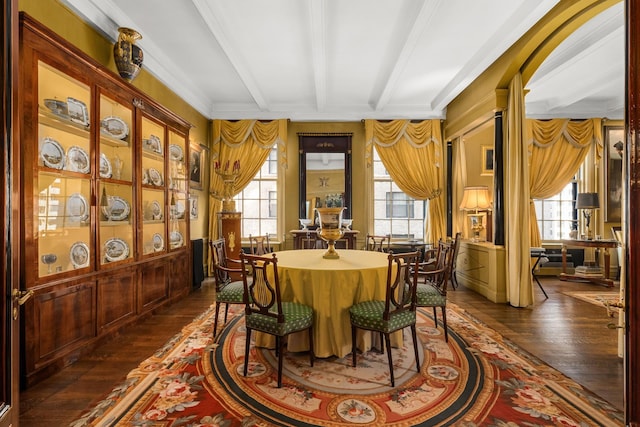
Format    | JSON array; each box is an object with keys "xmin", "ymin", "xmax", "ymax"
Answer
[
  {"xmin": 36, "ymin": 61, "xmax": 92, "ymax": 277},
  {"xmin": 168, "ymin": 130, "xmax": 188, "ymax": 250},
  {"xmin": 98, "ymin": 93, "xmax": 134, "ymax": 266},
  {"xmin": 141, "ymin": 116, "xmax": 167, "ymax": 255}
]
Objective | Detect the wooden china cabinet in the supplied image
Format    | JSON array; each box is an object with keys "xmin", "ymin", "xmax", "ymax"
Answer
[{"xmin": 19, "ymin": 13, "xmax": 192, "ymax": 386}]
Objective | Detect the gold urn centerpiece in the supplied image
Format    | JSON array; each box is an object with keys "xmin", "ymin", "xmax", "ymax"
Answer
[{"xmin": 316, "ymin": 205, "xmax": 345, "ymax": 259}]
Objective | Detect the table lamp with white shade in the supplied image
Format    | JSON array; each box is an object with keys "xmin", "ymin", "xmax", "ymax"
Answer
[
  {"xmin": 460, "ymin": 186, "xmax": 492, "ymax": 242},
  {"xmin": 575, "ymin": 192, "xmax": 600, "ymax": 240}
]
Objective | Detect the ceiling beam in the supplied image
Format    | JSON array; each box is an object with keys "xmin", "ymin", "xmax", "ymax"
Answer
[{"xmin": 308, "ymin": 0, "xmax": 327, "ymax": 111}]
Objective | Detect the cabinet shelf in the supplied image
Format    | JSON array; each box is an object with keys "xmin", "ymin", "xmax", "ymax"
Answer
[{"xmin": 38, "ymin": 106, "xmax": 90, "ymax": 137}]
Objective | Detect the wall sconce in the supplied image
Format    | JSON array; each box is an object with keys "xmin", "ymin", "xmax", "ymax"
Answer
[
  {"xmin": 576, "ymin": 192, "xmax": 600, "ymax": 240},
  {"xmin": 460, "ymin": 186, "xmax": 492, "ymax": 242}
]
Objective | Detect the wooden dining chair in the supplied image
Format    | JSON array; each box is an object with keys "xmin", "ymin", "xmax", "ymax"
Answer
[
  {"xmin": 365, "ymin": 234, "xmax": 390, "ymax": 252},
  {"xmin": 349, "ymin": 251, "xmax": 421, "ymax": 387},
  {"xmin": 239, "ymin": 251, "xmax": 315, "ymax": 388},
  {"xmin": 248, "ymin": 233, "xmax": 271, "ymax": 255},
  {"xmin": 416, "ymin": 243, "xmax": 452, "ymax": 342},
  {"xmin": 301, "ymin": 231, "xmax": 318, "ymax": 249},
  {"xmin": 210, "ymin": 238, "xmax": 246, "ymax": 338}
]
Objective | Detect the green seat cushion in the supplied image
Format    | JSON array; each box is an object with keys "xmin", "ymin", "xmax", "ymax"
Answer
[
  {"xmin": 217, "ymin": 280, "xmax": 245, "ymax": 304},
  {"xmin": 349, "ymin": 300, "xmax": 416, "ymax": 333},
  {"xmin": 245, "ymin": 302, "xmax": 313, "ymax": 336},
  {"xmin": 416, "ymin": 284, "xmax": 446, "ymax": 306}
]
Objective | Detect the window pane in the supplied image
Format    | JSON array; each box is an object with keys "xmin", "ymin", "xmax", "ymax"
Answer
[{"xmin": 534, "ymin": 181, "xmax": 577, "ymax": 240}]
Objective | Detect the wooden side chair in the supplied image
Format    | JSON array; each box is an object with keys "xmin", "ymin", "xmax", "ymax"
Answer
[
  {"xmin": 416, "ymin": 243, "xmax": 452, "ymax": 342},
  {"xmin": 210, "ymin": 238, "xmax": 246, "ymax": 338},
  {"xmin": 301, "ymin": 231, "xmax": 318, "ymax": 249},
  {"xmin": 349, "ymin": 251, "xmax": 421, "ymax": 387},
  {"xmin": 365, "ymin": 234, "xmax": 390, "ymax": 252},
  {"xmin": 239, "ymin": 252, "xmax": 315, "ymax": 388},
  {"xmin": 248, "ymin": 233, "xmax": 271, "ymax": 255}
]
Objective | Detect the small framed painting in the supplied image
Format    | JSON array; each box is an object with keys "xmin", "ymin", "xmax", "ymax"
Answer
[
  {"xmin": 604, "ymin": 126, "xmax": 624, "ymax": 222},
  {"xmin": 481, "ymin": 145, "xmax": 494, "ymax": 176},
  {"xmin": 189, "ymin": 195, "xmax": 198, "ymax": 219},
  {"xmin": 189, "ymin": 143, "xmax": 207, "ymax": 190}
]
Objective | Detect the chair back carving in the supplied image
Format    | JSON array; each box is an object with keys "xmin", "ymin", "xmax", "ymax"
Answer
[
  {"xmin": 449, "ymin": 232, "xmax": 462, "ymax": 287},
  {"xmin": 365, "ymin": 234, "xmax": 390, "ymax": 252},
  {"xmin": 249, "ymin": 234, "xmax": 271, "ymax": 255},
  {"xmin": 210, "ymin": 238, "xmax": 241, "ymax": 291},
  {"xmin": 240, "ymin": 252, "xmax": 283, "ymax": 322},
  {"xmin": 384, "ymin": 251, "xmax": 420, "ymax": 320}
]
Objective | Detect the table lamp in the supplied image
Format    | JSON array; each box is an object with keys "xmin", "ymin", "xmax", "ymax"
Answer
[
  {"xmin": 460, "ymin": 186, "xmax": 492, "ymax": 242},
  {"xmin": 575, "ymin": 192, "xmax": 599, "ymax": 240}
]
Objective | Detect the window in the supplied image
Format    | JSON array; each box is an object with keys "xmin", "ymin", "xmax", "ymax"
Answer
[
  {"xmin": 533, "ymin": 181, "xmax": 578, "ymax": 240},
  {"xmin": 372, "ymin": 150, "xmax": 425, "ymax": 239},
  {"xmin": 234, "ymin": 147, "xmax": 278, "ymax": 236}
]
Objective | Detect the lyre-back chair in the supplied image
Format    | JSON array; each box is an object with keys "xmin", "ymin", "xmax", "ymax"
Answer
[
  {"xmin": 416, "ymin": 242, "xmax": 452, "ymax": 342},
  {"xmin": 240, "ymin": 252, "xmax": 315, "ymax": 388},
  {"xmin": 248, "ymin": 233, "xmax": 271, "ymax": 255},
  {"xmin": 210, "ymin": 238, "xmax": 246, "ymax": 338},
  {"xmin": 365, "ymin": 234, "xmax": 390, "ymax": 252}
]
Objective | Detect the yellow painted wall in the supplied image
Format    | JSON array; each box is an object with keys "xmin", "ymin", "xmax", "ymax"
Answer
[{"xmin": 19, "ymin": 0, "xmax": 211, "ymax": 239}]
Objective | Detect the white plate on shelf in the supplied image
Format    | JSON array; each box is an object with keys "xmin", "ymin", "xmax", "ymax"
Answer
[
  {"xmin": 69, "ymin": 241, "xmax": 90, "ymax": 269},
  {"xmin": 40, "ymin": 137, "xmax": 65, "ymax": 170},
  {"xmin": 143, "ymin": 135, "xmax": 162, "ymax": 154},
  {"xmin": 44, "ymin": 98, "xmax": 69, "ymax": 119},
  {"xmin": 150, "ymin": 200, "xmax": 162, "ymax": 220},
  {"xmin": 66, "ymin": 193, "xmax": 89, "ymax": 222},
  {"xmin": 169, "ymin": 231, "xmax": 184, "ymax": 248},
  {"xmin": 100, "ymin": 116, "xmax": 129, "ymax": 140},
  {"xmin": 171, "ymin": 200, "xmax": 185, "ymax": 219},
  {"xmin": 152, "ymin": 233, "xmax": 164, "ymax": 252},
  {"xmin": 102, "ymin": 196, "xmax": 130, "ymax": 221},
  {"xmin": 67, "ymin": 97, "xmax": 89, "ymax": 127},
  {"xmin": 148, "ymin": 168, "xmax": 163, "ymax": 186},
  {"xmin": 104, "ymin": 238, "xmax": 129, "ymax": 262},
  {"xmin": 67, "ymin": 146, "xmax": 90, "ymax": 173},
  {"xmin": 99, "ymin": 153, "xmax": 112, "ymax": 178},
  {"xmin": 169, "ymin": 144, "xmax": 184, "ymax": 161}
]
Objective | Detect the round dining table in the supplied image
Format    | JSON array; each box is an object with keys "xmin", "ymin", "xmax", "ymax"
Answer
[{"xmin": 254, "ymin": 249, "xmax": 401, "ymax": 358}]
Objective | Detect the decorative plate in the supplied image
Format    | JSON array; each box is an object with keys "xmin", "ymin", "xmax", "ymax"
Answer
[
  {"xmin": 44, "ymin": 98, "xmax": 69, "ymax": 118},
  {"xmin": 69, "ymin": 241, "xmax": 90, "ymax": 269},
  {"xmin": 66, "ymin": 97, "xmax": 89, "ymax": 127},
  {"xmin": 141, "ymin": 169, "xmax": 149, "ymax": 185},
  {"xmin": 151, "ymin": 200, "xmax": 162, "ymax": 220},
  {"xmin": 169, "ymin": 144, "xmax": 184, "ymax": 161},
  {"xmin": 169, "ymin": 231, "xmax": 184, "ymax": 248},
  {"xmin": 40, "ymin": 137, "xmax": 65, "ymax": 170},
  {"xmin": 152, "ymin": 233, "xmax": 164, "ymax": 252},
  {"xmin": 104, "ymin": 238, "xmax": 129, "ymax": 262},
  {"xmin": 102, "ymin": 196, "xmax": 130, "ymax": 221},
  {"xmin": 171, "ymin": 200, "xmax": 185, "ymax": 219},
  {"xmin": 100, "ymin": 116, "xmax": 129, "ymax": 140},
  {"xmin": 143, "ymin": 135, "xmax": 162, "ymax": 154},
  {"xmin": 66, "ymin": 193, "xmax": 89, "ymax": 222},
  {"xmin": 148, "ymin": 168, "xmax": 163, "ymax": 186},
  {"xmin": 67, "ymin": 146, "xmax": 90, "ymax": 173},
  {"xmin": 99, "ymin": 153, "xmax": 112, "ymax": 178}
]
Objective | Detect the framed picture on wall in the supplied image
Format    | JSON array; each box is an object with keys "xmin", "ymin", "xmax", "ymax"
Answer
[
  {"xmin": 604, "ymin": 126, "xmax": 624, "ymax": 222},
  {"xmin": 481, "ymin": 145, "xmax": 494, "ymax": 176},
  {"xmin": 189, "ymin": 195, "xmax": 198, "ymax": 219},
  {"xmin": 189, "ymin": 143, "xmax": 208, "ymax": 190}
]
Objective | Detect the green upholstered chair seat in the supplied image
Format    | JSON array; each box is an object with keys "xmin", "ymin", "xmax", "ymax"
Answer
[
  {"xmin": 245, "ymin": 302, "xmax": 313, "ymax": 336},
  {"xmin": 349, "ymin": 300, "xmax": 416, "ymax": 334},
  {"xmin": 216, "ymin": 280, "xmax": 245, "ymax": 303},
  {"xmin": 416, "ymin": 284, "xmax": 446, "ymax": 306}
]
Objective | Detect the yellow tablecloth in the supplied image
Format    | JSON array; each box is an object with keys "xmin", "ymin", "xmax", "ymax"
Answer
[{"xmin": 255, "ymin": 249, "xmax": 400, "ymax": 358}]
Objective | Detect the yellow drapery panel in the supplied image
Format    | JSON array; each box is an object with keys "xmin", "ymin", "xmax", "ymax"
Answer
[
  {"xmin": 527, "ymin": 119, "xmax": 602, "ymax": 247},
  {"xmin": 453, "ymin": 137, "xmax": 468, "ymax": 238},
  {"xmin": 505, "ymin": 73, "xmax": 534, "ymax": 307},
  {"xmin": 207, "ymin": 119, "xmax": 287, "ymax": 268},
  {"xmin": 364, "ymin": 119, "xmax": 445, "ymax": 244}
]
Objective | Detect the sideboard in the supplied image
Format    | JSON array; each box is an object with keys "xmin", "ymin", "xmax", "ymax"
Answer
[
  {"xmin": 455, "ymin": 240, "xmax": 507, "ymax": 303},
  {"xmin": 291, "ymin": 230, "xmax": 359, "ymax": 250}
]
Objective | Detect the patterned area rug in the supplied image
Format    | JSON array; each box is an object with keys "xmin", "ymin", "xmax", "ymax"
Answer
[
  {"xmin": 563, "ymin": 291, "xmax": 621, "ymax": 314},
  {"xmin": 72, "ymin": 303, "xmax": 623, "ymax": 426}
]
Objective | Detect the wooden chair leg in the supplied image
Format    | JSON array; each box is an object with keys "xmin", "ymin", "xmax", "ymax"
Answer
[
  {"xmin": 308, "ymin": 327, "xmax": 315, "ymax": 367},
  {"xmin": 223, "ymin": 303, "xmax": 229, "ymax": 323},
  {"xmin": 432, "ymin": 307, "xmax": 438, "ymax": 328},
  {"xmin": 277, "ymin": 335, "xmax": 285, "ymax": 388},
  {"xmin": 379, "ymin": 331, "xmax": 385, "ymax": 354},
  {"xmin": 213, "ymin": 302, "xmax": 222, "ymax": 338},
  {"xmin": 351, "ymin": 326, "xmax": 357, "ymax": 367},
  {"xmin": 243, "ymin": 328, "xmax": 252, "ymax": 377},
  {"xmin": 442, "ymin": 306, "xmax": 448, "ymax": 342},
  {"xmin": 384, "ymin": 333, "xmax": 394, "ymax": 387},
  {"xmin": 411, "ymin": 324, "xmax": 420, "ymax": 372}
]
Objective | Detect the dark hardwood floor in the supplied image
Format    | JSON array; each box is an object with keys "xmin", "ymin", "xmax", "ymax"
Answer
[{"xmin": 18, "ymin": 276, "xmax": 624, "ymax": 426}]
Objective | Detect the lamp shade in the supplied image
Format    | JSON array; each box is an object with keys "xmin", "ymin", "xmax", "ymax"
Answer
[
  {"xmin": 460, "ymin": 186, "xmax": 492, "ymax": 211},
  {"xmin": 575, "ymin": 192, "xmax": 600, "ymax": 209}
]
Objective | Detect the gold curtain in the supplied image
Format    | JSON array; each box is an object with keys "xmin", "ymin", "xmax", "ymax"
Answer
[
  {"xmin": 453, "ymin": 137, "xmax": 468, "ymax": 237},
  {"xmin": 207, "ymin": 119, "xmax": 287, "ymax": 268},
  {"xmin": 527, "ymin": 119, "xmax": 602, "ymax": 247},
  {"xmin": 364, "ymin": 119, "xmax": 445, "ymax": 244},
  {"xmin": 505, "ymin": 73, "xmax": 534, "ymax": 307}
]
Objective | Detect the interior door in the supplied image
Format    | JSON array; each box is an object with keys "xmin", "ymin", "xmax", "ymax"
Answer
[{"xmin": 0, "ymin": 0, "xmax": 19, "ymax": 426}]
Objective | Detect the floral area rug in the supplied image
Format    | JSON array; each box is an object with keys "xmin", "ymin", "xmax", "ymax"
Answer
[
  {"xmin": 72, "ymin": 302, "xmax": 623, "ymax": 426},
  {"xmin": 563, "ymin": 291, "xmax": 622, "ymax": 315}
]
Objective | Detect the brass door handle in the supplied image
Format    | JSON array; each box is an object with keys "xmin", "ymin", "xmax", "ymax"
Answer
[{"xmin": 13, "ymin": 288, "xmax": 34, "ymax": 306}]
